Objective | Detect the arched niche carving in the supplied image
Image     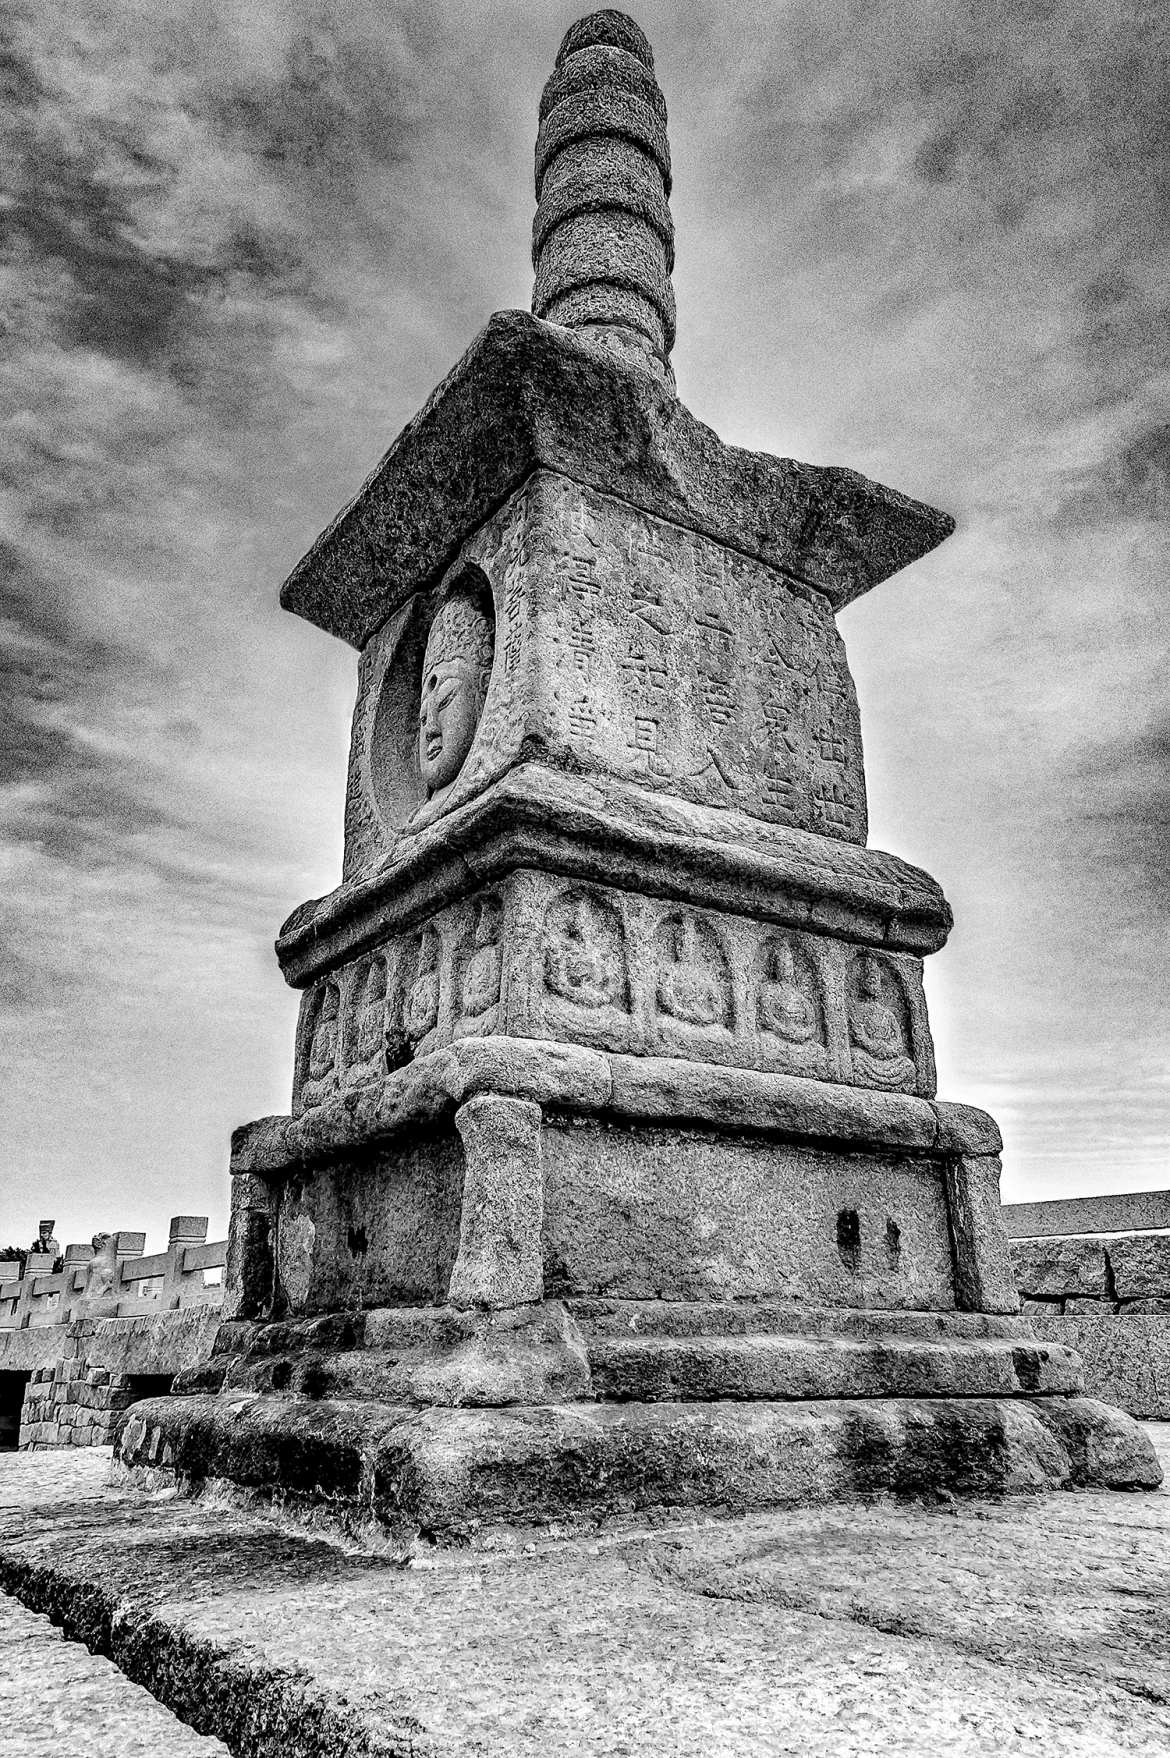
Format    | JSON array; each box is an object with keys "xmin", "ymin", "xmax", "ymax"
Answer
[
  {"xmin": 655, "ymin": 913, "xmax": 732, "ymax": 1029},
  {"xmin": 543, "ymin": 888, "xmax": 629, "ymax": 1012},
  {"xmin": 846, "ymin": 953, "xmax": 917, "ymax": 1092},
  {"xmin": 757, "ymin": 936, "xmax": 823, "ymax": 1047},
  {"xmin": 300, "ymin": 979, "xmax": 341, "ymax": 1110},
  {"xmin": 413, "ymin": 565, "xmax": 496, "ymax": 816}
]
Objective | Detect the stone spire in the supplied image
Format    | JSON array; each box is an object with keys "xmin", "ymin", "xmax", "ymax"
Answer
[{"xmin": 532, "ymin": 10, "xmax": 675, "ymax": 380}]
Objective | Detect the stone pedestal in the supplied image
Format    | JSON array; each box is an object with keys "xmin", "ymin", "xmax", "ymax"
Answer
[{"xmin": 119, "ymin": 11, "xmax": 1159, "ymax": 1530}]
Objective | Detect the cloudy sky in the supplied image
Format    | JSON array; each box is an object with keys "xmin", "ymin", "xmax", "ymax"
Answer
[{"xmin": 3, "ymin": 0, "xmax": 1167, "ymax": 1254}]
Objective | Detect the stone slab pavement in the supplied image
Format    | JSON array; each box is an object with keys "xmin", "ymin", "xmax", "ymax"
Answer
[{"xmin": 2, "ymin": 1432, "xmax": 1170, "ymax": 1756}]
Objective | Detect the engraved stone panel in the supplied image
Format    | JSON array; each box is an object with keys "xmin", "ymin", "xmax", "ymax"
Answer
[
  {"xmin": 542, "ymin": 1122, "xmax": 957, "ymax": 1309},
  {"xmin": 340, "ymin": 469, "xmax": 869, "ymax": 880},
  {"xmin": 520, "ymin": 473, "xmax": 867, "ymax": 839}
]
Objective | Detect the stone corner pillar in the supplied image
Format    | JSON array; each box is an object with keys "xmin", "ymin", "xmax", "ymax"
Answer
[
  {"xmin": 223, "ymin": 1172, "xmax": 276, "ymax": 1321},
  {"xmin": 448, "ymin": 1094, "xmax": 544, "ymax": 1311},
  {"xmin": 944, "ymin": 1154, "xmax": 1020, "ymax": 1315}
]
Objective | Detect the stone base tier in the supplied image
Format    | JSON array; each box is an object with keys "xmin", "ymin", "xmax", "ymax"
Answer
[{"xmin": 117, "ymin": 1390, "xmax": 1160, "ymax": 1549}]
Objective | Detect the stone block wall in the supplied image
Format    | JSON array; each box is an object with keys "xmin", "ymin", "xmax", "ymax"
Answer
[
  {"xmin": 1009, "ymin": 1231, "xmax": 1170, "ymax": 1420},
  {"xmin": 3, "ymin": 1310, "xmax": 222, "ymax": 1451},
  {"xmin": 20, "ymin": 1353, "xmax": 138, "ymax": 1449}
]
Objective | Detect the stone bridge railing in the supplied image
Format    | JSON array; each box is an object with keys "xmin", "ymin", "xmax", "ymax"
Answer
[{"xmin": 0, "ymin": 1217, "xmax": 226, "ymax": 1332}]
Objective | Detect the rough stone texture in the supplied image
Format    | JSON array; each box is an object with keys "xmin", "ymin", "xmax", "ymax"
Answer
[
  {"xmin": 270, "ymin": 1133, "xmax": 464, "ymax": 1317},
  {"xmin": 284, "ymin": 768, "xmax": 953, "ymax": 987},
  {"xmin": 1010, "ymin": 1236, "xmax": 1109, "ymax": 1300},
  {"xmin": 219, "ymin": 1301, "xmax": 592, "ymax": 1409},
  {"xmin": 6, "ymin": 1437, "xmax": 1170, "ymax": 1758},
  {"xmin": 1029, "ymin": 1313, "xmax": 1170, "ymax": 1420},
  {"xmin": 279, "ymin": 312, "xmax": 954, "ymax": 649},
  {"xmin": 541, "ymin": 1123, "xmax": 958, "ymax": 1307},
  {"xmin": 0, "ymin": 1585, "xmax": 229, "ymax": 1756},
  {"xmin": 2, "ymin": 1311, "xmax": 223, "ymax": 1452},
  {"xmin": 584, "ymin": 1333, "xmax": 1082, "ymax": 1402},
  {"xmin": 1107, "ymin": 1233, "xmax": 1170, "ymax": 1299},
  {"xmin": 232, "ymin": 1040, "xmax": 996, "ymax": 1182},
  {"xmin": 1003, "ymin": 1190, "xmax": 1170, "ymax": 1237},
  {"xmin": 943, "ymin": 1154, "xmax": 1019, "ymax": 1315},
  {"xmin": 448, "ymin": 1095, "xmax": 544, "ymax": 1310},
  {"xmin": 113, "ymin": 1392, "xmax": 1158, "ymax": 1544}
]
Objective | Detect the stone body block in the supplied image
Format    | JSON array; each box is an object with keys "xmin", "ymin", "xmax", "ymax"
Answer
[
  {"xmin": 1010, "ymin": 1238, "xmax": 1109, "ymax": 1300},
  {"xmin": 541, "ymin": 1122, "xmax": 956, "ymax": 1308},
  {"xmin": 342, "ymin": 473, "xmax": 870, "ymax": 868}
]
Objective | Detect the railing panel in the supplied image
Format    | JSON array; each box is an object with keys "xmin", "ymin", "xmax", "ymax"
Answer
[{"xmin": 182, "ymin": 1241, "xmax": 228, "ymax": 1273}]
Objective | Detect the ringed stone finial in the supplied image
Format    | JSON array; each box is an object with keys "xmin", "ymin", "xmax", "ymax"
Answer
[{"xmin": 532, "ymin": 10, "xmax": 675, "ymax": 378}]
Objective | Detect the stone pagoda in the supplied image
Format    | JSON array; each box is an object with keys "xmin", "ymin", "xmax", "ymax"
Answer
[{"xmin": 123, "ymin": 11, "xmax": 1157, "ymax": 1533}]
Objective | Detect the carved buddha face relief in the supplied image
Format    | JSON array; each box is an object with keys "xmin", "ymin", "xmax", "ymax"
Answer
[{"xmin": 417, "ymin": 589, "xmax": 494, "ymax": 799}]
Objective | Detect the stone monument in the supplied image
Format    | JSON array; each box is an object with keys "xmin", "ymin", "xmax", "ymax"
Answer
[{"xmin": 122, "ymin": 10, "xmax": 1158, "ymax": 1534}]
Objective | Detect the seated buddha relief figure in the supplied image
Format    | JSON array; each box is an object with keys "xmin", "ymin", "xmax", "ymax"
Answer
[
  {"xmin": 345, "ymin": 958, "xmax": 388, "ymax": 1087},
  {"xmin": 456, "ymin": 896, "xmax": 503, "ymax": 1037},
  {"xmin": 848, "ymin": 955, "xmax": 917, "ymax": 1091},
  {"xmin": 657, "ymin": 916, "xmax": 728, "ymax": 1028},
  {"xmin": 301, "ymin": 981, "xmax": 340, "ymax": 1109},
  {"xmin": 544, "ymin": 894, "xmax": 621, "ymax": 1009},
  {"xmin": 758, "ymin": 940, "xmax": 817, "ymax": 1044},
  {"xmin": 404, "ymin": 929, "xmax": 441, "ymax": 1048},
  {"xmin": 417, "ymin": 579, "xmax": 495, "ymax": 813}
]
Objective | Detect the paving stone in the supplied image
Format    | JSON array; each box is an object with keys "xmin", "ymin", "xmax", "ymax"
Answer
[
  {"xmin": 2, "ymin": 1436, "xmax": 1170, "ymax": 1756},
  {"xmin": 0, "ymin": 1583, "xmax": 227, "ymax": 1756}
]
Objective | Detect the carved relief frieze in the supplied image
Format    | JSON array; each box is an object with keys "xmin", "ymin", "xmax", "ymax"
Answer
[{"xmin": 291, "ymin": 876, "xmax": 935, "ymax": 1111}]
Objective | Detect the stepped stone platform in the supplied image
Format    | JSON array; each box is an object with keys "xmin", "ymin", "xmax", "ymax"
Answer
[{"xmin": 3, "ymin": 1437, "xmax": 1170, "ymax": 1757}]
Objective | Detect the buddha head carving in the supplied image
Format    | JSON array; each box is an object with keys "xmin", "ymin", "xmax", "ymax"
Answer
[{"xmin": 417, "ymin": 580, "xmax": 494, "ymax": 800}]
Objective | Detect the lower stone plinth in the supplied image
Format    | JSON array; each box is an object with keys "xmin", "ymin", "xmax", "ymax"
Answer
[{"xmin": 117, "ymin": 1390, "xmax": 1159, "ymax": 1548}]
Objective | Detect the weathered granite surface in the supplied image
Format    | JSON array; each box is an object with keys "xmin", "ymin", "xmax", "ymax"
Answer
[
  {"xmin": 4, "ymin": 1437, "xmax": 1170, "ymax": 1757},
  {"xmin": 0, "ymin": 1584, "xmax": 228, "ymax": 1756},
  {"xmin": 280, "ymin": 314, "xmax": 954, "ymax": 651},
  {"xmin": 1012, "ymin": 1237, "xmax": 1110, "ymax": 1301},
  {"xmin": 1028, "ymin": 1315, "xmax": 1170, "ymax": 1422}
]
